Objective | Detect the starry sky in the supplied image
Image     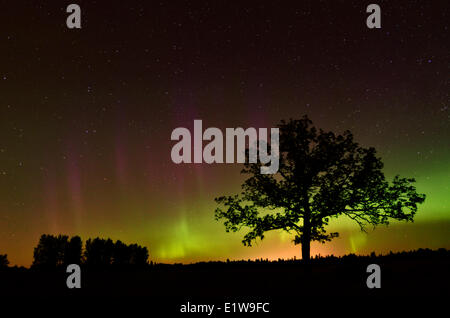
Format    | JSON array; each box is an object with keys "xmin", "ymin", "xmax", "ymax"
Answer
[{"xmin": 0, "ymin": 1, "xmax": 449, "ymax": 267}]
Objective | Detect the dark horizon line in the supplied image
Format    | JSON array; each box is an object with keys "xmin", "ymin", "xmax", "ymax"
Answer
[{"xmin": 3, "ymin": 247, "xmax": 448, "ymax": 270}]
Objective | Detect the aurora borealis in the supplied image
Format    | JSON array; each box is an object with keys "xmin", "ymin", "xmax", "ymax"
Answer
[{"xmin": 0, "ymin": 1, "xmax": 449, "ymax": 267}]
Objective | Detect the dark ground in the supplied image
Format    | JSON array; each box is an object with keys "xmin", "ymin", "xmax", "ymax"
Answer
[{"xmin": 1, "ymin": 249, "xmax": 449, "ymax": 315}]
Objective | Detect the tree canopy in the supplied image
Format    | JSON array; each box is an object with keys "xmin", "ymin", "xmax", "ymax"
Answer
[{"xmin": 32, "ymin": 234, "xmax": 82, "ymax": 268}]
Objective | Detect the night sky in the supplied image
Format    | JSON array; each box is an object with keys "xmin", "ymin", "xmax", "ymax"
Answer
[{"xmin": 1, "ymin": 1, "xmax": 449, "ymax": 267}]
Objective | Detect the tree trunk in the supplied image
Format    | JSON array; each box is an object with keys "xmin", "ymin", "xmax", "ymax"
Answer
[
  {"xmin": 302, "ymin": 203, "xmax": 311, "ymax": 262},
  {"xmin": 302, "ymin": 218, "xmax": 311, "ymax": 262}
]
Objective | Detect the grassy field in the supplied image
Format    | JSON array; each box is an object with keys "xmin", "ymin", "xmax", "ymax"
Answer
[{"xmin": 1, "ymin": 249, "xmax": 448, "ymax": 314}]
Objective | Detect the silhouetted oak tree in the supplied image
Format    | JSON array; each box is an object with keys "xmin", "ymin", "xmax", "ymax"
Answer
[{"xmin": 215, "ymin": 117, "xmax": 426, "ymax": 261}]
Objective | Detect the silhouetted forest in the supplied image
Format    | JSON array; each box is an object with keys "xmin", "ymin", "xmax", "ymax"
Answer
[
  {"xmin": 31, "ymin": 234, "xmax": 149, "ymax": 269},
  {"xmin": 0, "ymin": 234, "xmax": 448, "ymax": 270},
  {"xmin": 2, "ymin": 233, "xmax": 447, "ymax": 271}
]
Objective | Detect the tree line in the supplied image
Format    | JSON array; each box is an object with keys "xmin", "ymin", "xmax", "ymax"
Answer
[{"xmin": 32, "ymin": 234, "xmax": 149, "ymax": 268}]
